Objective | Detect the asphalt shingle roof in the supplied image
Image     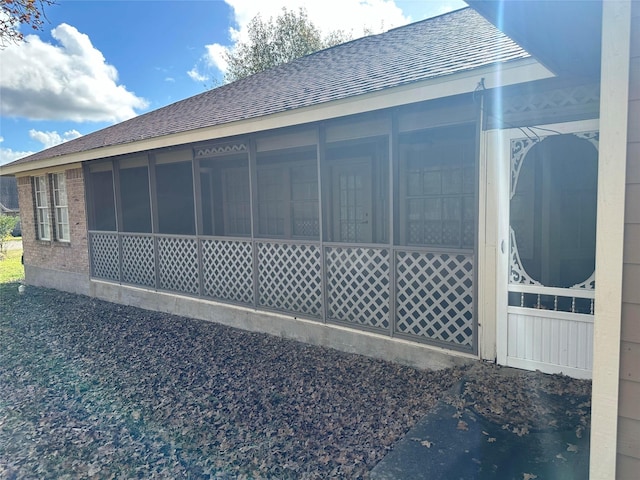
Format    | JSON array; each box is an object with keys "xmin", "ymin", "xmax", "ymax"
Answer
[{"xmin": 9, "ymin": 8, "xmax": 529, "ymax": 167}]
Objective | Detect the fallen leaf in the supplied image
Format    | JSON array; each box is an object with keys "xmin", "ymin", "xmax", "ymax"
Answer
[
  {"xmin": 487, "ymin": 437, "xmax": 496, "ymax": 443},
  {"xmin": 556, "ymin": 453, "xmax": 567, "ymax": 461},
  {"xmin": 87, "ymin": 463, "xmax": 101, "ymax": 476},
  {"xmin": 523, "ymin": 474, "xmax": 537, "ymax": 480},
  {"xmin": 457, "ymin": 420, "xmax": 469, "ymax": 431},
  {"xmin": 420, "ymin": 440, "xmax": 433, "ymax": 448},
  {"xmin": 567, "ymin": 443, "xmax": 579, "ymax": 453}
]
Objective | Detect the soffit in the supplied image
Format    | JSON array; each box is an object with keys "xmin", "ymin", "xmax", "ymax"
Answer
[{"xmin": 466, "ymin": 0, "xmax": 602, "ymax": 79}]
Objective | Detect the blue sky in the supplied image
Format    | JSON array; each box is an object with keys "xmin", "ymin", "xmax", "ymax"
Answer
[{"xmin": 0, "ymin": 0, "xmax": 466, "ymax": 166}]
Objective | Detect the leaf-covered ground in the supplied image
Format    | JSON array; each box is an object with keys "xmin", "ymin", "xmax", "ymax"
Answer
[
  {"xmin": 456, "ymin": 363, "xmax": 591, "ymax": 440},
  {"xmin": 0, "ymin": 284, "xmax": 591, "ymax": 479},
  {"xmin": 0, "ymin": 284, "xmax": 465, "ymax": 479}
]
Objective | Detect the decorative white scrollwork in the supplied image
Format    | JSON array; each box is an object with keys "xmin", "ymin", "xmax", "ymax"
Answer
[
  {"xmin": 510, "ymin": 137, "xmax": 537, "ymax": 201},
  {"xmin": 575, "ymin": 131, "xmax": 599, "ymax": 149},
  {"xmin": 195, "ymin": 142, "xmax": 248, "ymax": 159},
  {"xmin": 509, "ymin": 227, "xmax": 541, "ymax": 286},
  {"xmin": 503, "ymin": 84, "xmax": 600, "ymax": 116},
  {"xmin": 509, "ymin": 130, "xmax": 599, "ymax": 289},
  {"xmin": 571, "ymin": 271, "xmax": 595, "ymax": 290}
]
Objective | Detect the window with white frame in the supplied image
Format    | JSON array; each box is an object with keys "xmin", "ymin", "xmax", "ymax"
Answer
[
  {"xmin": 33, "ymin": 173, "xmax": 71, "ymax": 242},
  {"xmin": 34, "ymin": 175, "xmax": 51, "ymax": 240},
  {"xmin": 52, "ymin": 173, "xmax": 70, "ymax": 242}
]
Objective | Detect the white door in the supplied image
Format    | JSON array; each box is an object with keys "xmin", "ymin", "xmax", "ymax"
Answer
[{"xmin": 495, "ymin": 120, "xmax": 599, "ymax": 379}]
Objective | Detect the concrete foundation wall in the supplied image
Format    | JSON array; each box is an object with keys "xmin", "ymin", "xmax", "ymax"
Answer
[
  {"xmin": 89, "ymin": 280, "xmax": 475, "ymax": 372},
  {"xmin": 24, "ymin": 264, "xmax": 90, "ymax": 296}
]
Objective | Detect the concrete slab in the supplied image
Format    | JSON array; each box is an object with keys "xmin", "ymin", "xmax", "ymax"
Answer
[{"xmin": 371, "ymin": 402, "xmax": 590, "ymax": 480}]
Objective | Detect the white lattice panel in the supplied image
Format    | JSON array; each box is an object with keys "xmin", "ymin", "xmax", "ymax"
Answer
[
  {"xmin": 121, "ymin": 235, "xmax": 155, "ymax": 287},
  {"xmin": 90, "ymin": 233, "xmax": 120, "ymax": 281},
  {"xmin": 503, "ymin": 84, "xmax": 600, "ymax": 116},
  {"xmin": 158, "ymin": 237, "xmax": 199, "ymax": 294},
  {"xmin": 396, "ymin": 251, "xmax": 474, "ymax": 348},
  {"xmin": 325, "ymin": 247, "xmax": 390, "ymax": 330},
  {"xmin": 202, "ymin": 239, "xmax": 254, "ymax": 305},
  {"xmin": 257, "ymin": 242, "xmax": 322, "ymax": 317}
]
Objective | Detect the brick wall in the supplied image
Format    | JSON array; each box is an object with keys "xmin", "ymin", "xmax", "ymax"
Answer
[{"xmin": 17, "ymin": 168, "xmax": 89, "ymax": 277}]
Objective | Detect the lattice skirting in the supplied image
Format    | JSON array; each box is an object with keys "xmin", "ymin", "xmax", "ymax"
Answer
[
  {"xmin": 395, "ymin": 251, "xmax": 474, "ymax": 347},
  {"xmin": 157, "ymin": 237, "xmax": 199, "ymax": 294},
  {"xmin": 90, "ymin": 233, "xmax": 120, "ymax": 281},
  {"xmin": 89, "ymin": 234, "xmax": 475, "ymax": 349},
  {"xmin": 325, "ymin": 246, "xmax": 390, "ymax": 330},
  {"xmin": 257, "ymin": 242, "xmax": 322, "ymax": 317},
  {"xmin": 121, "ymin": 235, "xmax": 155, "ymax": 287},
  {"xmin": 202, "ymin": 239, "xmax": 254, "ymax": 305}
]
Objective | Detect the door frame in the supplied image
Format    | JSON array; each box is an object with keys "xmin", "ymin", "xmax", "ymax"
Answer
[{"xmin": 492, "ymin": 119, "xmax": 599, "ymax": 376}]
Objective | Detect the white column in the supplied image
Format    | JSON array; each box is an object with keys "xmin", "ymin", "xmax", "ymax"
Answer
[{"xmin": 590, "ymin": 1, "xmax": 632, "ymax": 479}]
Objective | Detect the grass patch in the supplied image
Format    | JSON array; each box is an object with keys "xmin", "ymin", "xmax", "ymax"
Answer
[{"xmin": 0, "ymin": 248, "xmax": 24, "ymax": 283}]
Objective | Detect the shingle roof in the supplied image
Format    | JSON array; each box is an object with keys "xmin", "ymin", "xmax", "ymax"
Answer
[{"xmin": 9, "ymin": 7, "xmax": 529, "ymax": 166}]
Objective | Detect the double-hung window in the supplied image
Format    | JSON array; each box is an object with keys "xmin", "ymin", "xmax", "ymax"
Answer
[
  {"xmin": 33, "ymin": 173, "xmax": 70, "ymax": 242},
  {"xmin": 52, "ymin": 173, "xmax": 70, "ymax": 242},
  {"xmin": 34, "ymin": 175, "xmax": 51, "ymax": 240}
]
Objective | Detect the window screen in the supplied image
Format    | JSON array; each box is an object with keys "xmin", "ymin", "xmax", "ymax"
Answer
[
  {"xmin": 256, "ymin": 150, "xmax": 318, "ymax": 239},
  {"xmin": 88, "ymin": 169, "xmax": 116, "ymax": 231},
  {"xmin": 119, "ymin": 165, "xmax": 152, "ymax": 233},
  {"xmin": 398, "ymin": 126, "xmax": 475, "ymax": 249},
  {"xmin": 156, "ymin": 162, "xmax": 195, "ymax": 235}
]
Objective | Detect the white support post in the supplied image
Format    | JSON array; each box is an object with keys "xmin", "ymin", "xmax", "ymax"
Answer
[{"xmin": 590, "ymin": 1, "xmax": 632, "ymax": 479}]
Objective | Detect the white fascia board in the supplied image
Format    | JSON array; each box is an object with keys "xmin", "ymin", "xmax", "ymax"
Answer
[
  {"xmin": 5, "ymin": 163, "xmax": 84, "ymax": 179},
  {"xmin": 1, "ymin": 57, "xmax": 553, "ymax": 176}
]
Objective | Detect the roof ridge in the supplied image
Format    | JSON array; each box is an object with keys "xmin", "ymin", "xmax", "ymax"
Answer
[{"xmin": 6, "ymin": 7, "xmax": 530, "ymax": 168}]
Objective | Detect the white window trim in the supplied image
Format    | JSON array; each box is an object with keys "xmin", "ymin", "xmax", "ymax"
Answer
[
  {"xmin": 52, "ymin": 173, "xmax": 70, "ymax": 242},
  {"xmin": 34, "ymin": 175, "xmax": 51, "ymax": 241},
  {"xmin": 33, "ymin": 173, "xmax": 71, "ymax": 243}
]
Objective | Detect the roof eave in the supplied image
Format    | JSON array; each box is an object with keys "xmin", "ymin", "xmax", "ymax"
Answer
[
  {"xmin": 1, "ymin": 57, "xmax": 553, "ymax": 177},
  {"xmin": 466, "ymin": 0, "xmax": 602, "ymax": 78}
]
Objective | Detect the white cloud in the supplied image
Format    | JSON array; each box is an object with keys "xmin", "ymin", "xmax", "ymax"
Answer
[
  {"xmin": 28, "ymin": 129, "xmax": 83, "ymax": 149},
  {"xmin": 0, "ymin": 23, "xmax": 148, "ymax": 122},
  {"xmin": 189, "ymin": 0, "xmax": 411, "ymax": 81},
  {"xmin": 0, "ymin": 137, "xmax": 34, "ymax": 166},
  {"xmin": 205, "ymin": 43, "xmax": 229, "ymax": 74},
  {"xmin": 187, "ymin": 67, "xmax": 209, "ymax": 83}
]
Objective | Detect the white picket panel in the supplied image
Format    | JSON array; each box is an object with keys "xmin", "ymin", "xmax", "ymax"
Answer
[{"xmin": 506, "ymin": 307, "xmax": 593, "ymax": 378}]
